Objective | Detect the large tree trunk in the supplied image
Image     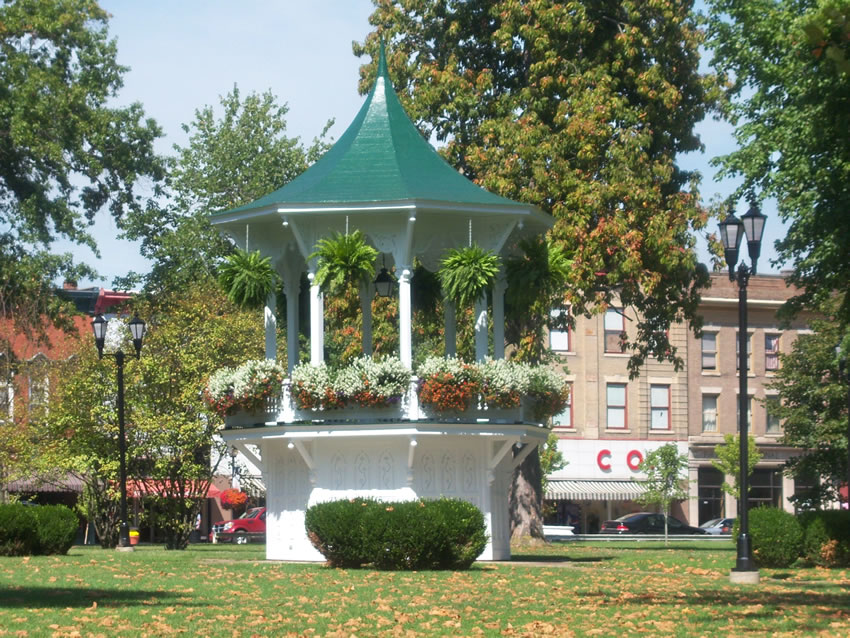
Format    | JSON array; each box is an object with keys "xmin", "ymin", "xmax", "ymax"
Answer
[{"xmin": 509, "ymin": 446, "xmax": 545, "ymax": 539}]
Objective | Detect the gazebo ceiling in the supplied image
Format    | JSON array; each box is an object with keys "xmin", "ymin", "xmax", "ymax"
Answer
[{"xmin": 212, "ymin": 42, "xmax": 551, "ymax": 265}]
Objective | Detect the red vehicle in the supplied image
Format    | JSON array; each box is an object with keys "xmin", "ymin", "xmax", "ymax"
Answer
[{"xmin": 211, "ymin": 507, "xmax": 266, "ymax": 544}]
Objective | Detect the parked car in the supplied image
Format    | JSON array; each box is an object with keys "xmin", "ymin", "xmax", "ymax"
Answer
[
  {"xmin": 699, "ymin": 517, "xmax": 736, "ymax": 535},
  {"xmin": 211, "ymin": 507, "xmax": 266, "ymax": 544},
  {"xmin": 600, "ymin": 512, "xmax": 708, "ymax": 535}
]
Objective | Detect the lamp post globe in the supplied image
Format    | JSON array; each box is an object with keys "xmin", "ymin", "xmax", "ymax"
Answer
[{"xmin": 721, "ymin": 200, "xmax": 766, "ymax": 585}]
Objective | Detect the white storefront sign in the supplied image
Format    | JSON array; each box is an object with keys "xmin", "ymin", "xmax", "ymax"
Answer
[{"xmin": 553, "ymin": 439, "xmax": 688, "ymax": 481}]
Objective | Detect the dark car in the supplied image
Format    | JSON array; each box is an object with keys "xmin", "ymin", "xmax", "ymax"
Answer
[
  {"xmin": 700, "ymin": 517, "xmax": 736, "ymax": 535},
  {"xmin": 601, "ymin": 512, "xmax": 708, "ymax": 535}
]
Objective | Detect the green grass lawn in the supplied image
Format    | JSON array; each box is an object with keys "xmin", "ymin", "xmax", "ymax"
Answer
[{"xmin": 1, "ymin": 540, "xmax": 849, "ymax": 636}]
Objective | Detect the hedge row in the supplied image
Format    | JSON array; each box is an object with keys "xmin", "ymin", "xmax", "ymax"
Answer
[
  {"xmin": 304, "ymin": 497, "xmax": 487, "ymax": 570},
  {"xmin": 734, "ymin": 507, "xmax": 850, "ymax": 568},
  {"xmin": 0, "ymin": 504, "xmax": 79, "ymax": 556}
]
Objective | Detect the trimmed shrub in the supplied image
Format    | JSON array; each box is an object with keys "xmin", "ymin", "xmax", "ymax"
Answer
[
  {"xmin": 0, "ymin": 504, "xmax": 38, "ymax": 556},
  {"xmin": 305, "ymin": 497, "xmax": 488, "ymax": 570},
  {"xmin": 799, "ymin": 509, "xmax": 850, "ymax": 567},
  {"xmin": 33, "ymin": 505, "xmax": 79, "ymax": 555},
  {"xmin": 733, "ymin": 507, "xmax": 802, "ymax": 568}
]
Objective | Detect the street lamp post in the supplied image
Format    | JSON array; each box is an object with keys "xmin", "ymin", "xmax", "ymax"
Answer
[
  {"xmin": 92, "ymin": 314, "xmax": 146, "ymax": 550},
  {"xmin": 719, "ymin": 200, "xmax": 766, "ymax": 584},
  {"xmin": 836, "ymin": 344, "xmax": 849, "ymax": 509},
  {"xmin": 229, "ymin": 445, "xmax": 239, "ymax": 488}
]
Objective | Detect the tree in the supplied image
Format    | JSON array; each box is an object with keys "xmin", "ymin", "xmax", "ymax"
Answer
[
  {"xmin": 45, "ymin": 282, "xmax": 265, "ymax": 549},
  {"xmin": 712, "ymin": 433, "xmax": 762, "ymax": 512},
  {"xmin": 0, "ymin": 0, "xmax": 164, "ymax": 315},
  {"xmin": 357, "ymin": 0, "xmax": 716, "ymax": 539},
  {"xmin": 704, "ymin": 0, "xmax": 850, "ymax": 323},
  {"xmin": 356, "ymin": 0, "xmax": 715, "ymax": 376},
  {"xmin": 636, "ymin": 443, "xmax": 690, "ymax": 544},
  {"xmin": 766, "ymin": 299, "xmax": 849, "ymax": 508},
  {"xmin": 117, "ymin": 87, "xmax": 332, "ymax": 295}
]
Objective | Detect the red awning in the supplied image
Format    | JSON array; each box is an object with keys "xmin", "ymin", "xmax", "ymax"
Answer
[
  {"xmin": 126, "ymin": 480, "xmax": 222, "ymax": 499},
  {"xmin": 841, "ymin": 484, "xmax": 848, "ymax": 503}
]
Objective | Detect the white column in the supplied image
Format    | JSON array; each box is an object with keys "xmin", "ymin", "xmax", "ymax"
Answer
[
  {"xmin": 782, "ymin": 473, "xmax": 795, "ymax": 513},
  {"xmin": 308, "ymin": 271, "xmax": 324, "ymax": 365},
  {"xmin": 492, "ymin": 277, "xmax": 506, "ymax": 359},
  {"xmin": 444, "ymin": 299, "xmax": 456, "ymax": 357},
  {"xmin": 474, "ymin": 294, "xmax": 488, "ymax": 362},
  {"xmin": 360, "ymin": 283, "xmax": 373, "ymax": 356},
  {"xmin": 399, "ymin": 267, "xmax": 412, "ymax": 369},
  {"xmin": 264, "ymin": 292, "xmax": 277, "ymax": 361},
  {"xmin": 283, "ymin": 273, "xmax": 300, "ymax": 374}
]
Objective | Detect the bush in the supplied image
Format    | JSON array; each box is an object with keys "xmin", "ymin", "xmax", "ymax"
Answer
[
  {"xmin": 734, "ymin": 507, "xmax": 802, "ymax": 568},
  {"xmin": 0, "ymin": 504, "xmax": 38, "ymax": 556},
  {"xmin": 305, "ymin": 497, "xmax": 488, "ymax": 570},
  {"xmin": 799, "ymin": 509, "xmax": 850, "ymax": 567},
  {"xmin": 32, "ymin": 505, "xmax": 79, "ymax": 555}
]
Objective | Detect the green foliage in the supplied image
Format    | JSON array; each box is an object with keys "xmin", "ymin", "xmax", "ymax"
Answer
[
  {"xmin": 540, "ymin": 432, "xmax": 567, "ymax": 496},
  {"xmin": 309, "ymin": 231, "xmax": 379, "ymax": 295},
  {"xmin": 711, "ymin": 434, "xmax": 762, "ymax": 501},
  {"xmin": 505, "ymin": 238, "xmax": 571, "ymax": 363},
  {"xmin": 799, "ymin": 510, "xmax": 850, "ymax": 567},
  {"xmin": 357, "ymin": 1, "xmax": 715, "ymax": 376},
  {"xmin": 118, "ymin": 86, "xmax": 331, "ymax": 294},
  {"xmin": 705, "ymin": 0, "xmax": 850, "ymax": 322},
  {"xmin": 218, "ymin": 250, "xmax": 280, "ymax": 310},
  {"xmin": 0, "ymin": 504, "xmax": 37, "ymax": 556},
  {"xmin": 305, "ymin": 497, "xmax": 487, "ymax": 570},
  {"xmin": 438, "ymin": 244, "xmax": 501, "ymax": 308},
  {"xmin": 636, "ymin": 444, "xmax": 690, "ymax": 542},
  {"xmin": 735, "ymin": 507, "xmax": 803, "ymax": 568},
  {"xmin": 766, "ymin": 301, "xmax": 849, "ymax": 507},
  {"xmin": 32, "ymin": 505, "xmax": 78, "ymax": 555}
]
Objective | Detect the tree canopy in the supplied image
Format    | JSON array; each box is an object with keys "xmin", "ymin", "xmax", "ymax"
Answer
[
  {"xmin": 118, "ymin": 87, "xmax": 332, "ymax": 295},
  {"xmin": 767, "ymin": 297, "xmax": 849, "ymax": 508},
  {"xmin": 636, "ymin": 443, "xmax": 690, "ymax": 543},
  {"xmin": 0, "ymin": 0, "xmax": 163, "ymax": 326},
  {"xmin": 356, "ymin": 0, "xmax": 716, "ymax": 376},
  {"xmin": 704, "ymin": 0, "xmax": 850, "ymax": 322}
]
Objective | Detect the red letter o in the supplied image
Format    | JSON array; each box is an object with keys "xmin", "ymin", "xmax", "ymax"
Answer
[
  {"xmin": 597, "ymin": 449, "xmax": 612, "ymax": 471},
  {"xmin": 627, "ymin": 450, "xmax": 643, "ymax": 471}
]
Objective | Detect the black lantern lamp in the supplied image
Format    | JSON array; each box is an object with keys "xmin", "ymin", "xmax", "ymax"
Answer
[
  {"xmin": 374, "ymin": 257, "xmax": 396, "ymax": 298},
  {"xmin": 92, "ymin": 314, "xmax": 108, "ymax": 358},
  {"xmin": 719, "ymin": 211, "xmax": 744, "ymax": 281},
  {"xmin": 741, "ymin": 200, "xmax": 767, "ymax": 271},
  {"xmin": 128, "ymin": 316, "xmax": 146, "ymax": 358}
]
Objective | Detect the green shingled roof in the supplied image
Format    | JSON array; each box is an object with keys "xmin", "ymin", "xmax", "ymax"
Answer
[{"xmin": 217, "ymin": 44, "xmax": 521, "ymax": 215}]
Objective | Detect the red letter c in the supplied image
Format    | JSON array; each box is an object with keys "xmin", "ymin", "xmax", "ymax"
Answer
[{"xmin": 597, "ymin": 449, "xmax": 612, "ymax": 471}]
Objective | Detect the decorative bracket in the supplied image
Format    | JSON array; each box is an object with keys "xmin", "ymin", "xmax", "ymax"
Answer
[
  {"xmin": 511, "ymin": 441, "xmax": 539, "ymax": 470},
  {"xmin": 292, "ymin": 439, "xmax": 317, "ymax": 485},
  {"xmin": 232, "ymin": 442, "xmax": 263, "ymax": 474},
  {"xmin": 487, "ymin": 439, "xmax": 516, "ymax": 485}
]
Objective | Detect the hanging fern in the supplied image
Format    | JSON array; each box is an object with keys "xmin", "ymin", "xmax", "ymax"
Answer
[
  {"xmin": 438, "ymin": 244, "xmax": 501, "ymax": 308},
  {"xmin": 218, "ymin": 249, "xmax": 280, "ymax": 310},
  {"xmin": 309, "ymin": 230, "xmax": 379, "ymax": 295},
  {"xmin": 505, "ymin": 237, "xmax": 572, "ymax": 310}
]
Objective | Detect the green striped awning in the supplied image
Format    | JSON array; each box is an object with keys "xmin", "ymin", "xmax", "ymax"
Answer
[{"xmin": 545, "ymin": 480, "xmax": 645, "ymax": 502}]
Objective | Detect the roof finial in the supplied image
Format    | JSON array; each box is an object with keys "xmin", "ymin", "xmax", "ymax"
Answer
[{"xmin": 377, "ymin": 36, "xmax": 388, "ymax": 79}]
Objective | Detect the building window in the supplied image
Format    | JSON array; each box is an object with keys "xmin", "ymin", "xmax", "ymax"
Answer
[
  {"xmin": 650, "ymin": 384, "xmax": 670, "ymax": 430},
  {"xmin": 749, "ymin": 468, "xmax": 783, "ymax": 509},
  {"xmin": 765, "ymin": 333, "xmax": 780, "ymax": 371},
  {"xmin": 736, "ymin": 396, "xmax": 753, "ymax": 432},
  {"xmin": 552, "ymin": 384, "xmax": 573, "ymax": 428},
  {"xmin": 736, "ymin": 333, "xmax": 752, "ymax": 371},
  {"xmin": 606, "ymin": 383, "xmax": 627, "ymax": 429},
  {"xmin": 549, "ymin": 308, "xmax": 571, "ymax": 352},
  {"xmin": 28, "ymin": 374, "xmax": 49, "ymax": 412},
  {"xmin": 701, "ymin": 333, "xmax": 717, "ymax": 370},
  {"xmin": 604, "ymin": 309, "xmax": 626, "ymax": 353},
  {"xmin": 702, "ymin": 395, "xmax": 718, "ymax": 432},
  {"xmin": 766, "ymin": 403, "xmax": 781, "ymax": 434}
]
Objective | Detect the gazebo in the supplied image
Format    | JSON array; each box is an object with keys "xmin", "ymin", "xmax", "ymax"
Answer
[{"xmin": 211, "ymin": 44, "xmax": 553, "ymax": 561}]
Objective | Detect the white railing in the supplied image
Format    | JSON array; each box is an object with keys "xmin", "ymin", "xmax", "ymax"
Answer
[{"xmin": 225, "ymin": 379, "xmax": 534, "ymax": 428}]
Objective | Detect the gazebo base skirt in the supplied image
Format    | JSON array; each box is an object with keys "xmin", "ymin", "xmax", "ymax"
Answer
[{"xmin": 246, "ymin": 430, "xmax": 532, "ymax": 562}]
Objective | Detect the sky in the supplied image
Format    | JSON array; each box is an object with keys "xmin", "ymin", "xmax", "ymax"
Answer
[{"xmin": 60, "ymin": 0, "xmax": 788, "ymax": 288}]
